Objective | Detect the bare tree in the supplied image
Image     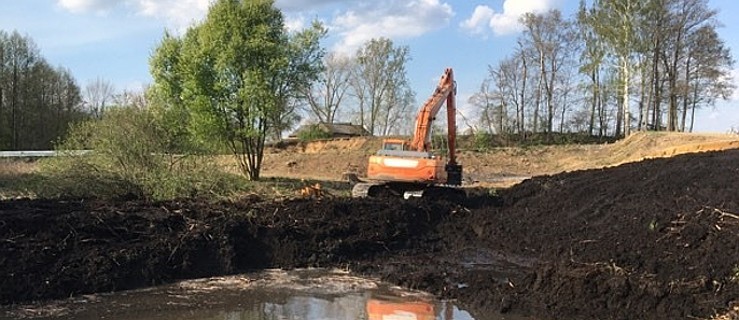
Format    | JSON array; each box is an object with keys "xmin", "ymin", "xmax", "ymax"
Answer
[
  {"xmin": 521, "ymin": 10, "xmax": 578, "ymax": 136},
  {"xmin": 84, "ymin": 77, "xmax": 114, "ymax": 119},
  {"xmin": 350, "ymin": 38, "xmax": 415, "ymax": 136},
  {"xmin": 469, "ymin": 78, "xmax": 498, "ymax": 134},
  {"xmin": 301, "ymin": 52, "xmax": 352, "ymax": 124},
  {"xmin": 113, "ymin": 87, "xmax": 148, "ymax": 109}
]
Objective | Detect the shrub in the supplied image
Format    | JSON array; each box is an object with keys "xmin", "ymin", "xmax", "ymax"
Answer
[
  {"xmin": 38, "ymin": 107, "xmax": 244, "ymax": 200},
  {"xmin": 297, "ymin": 124, "xmax": 332, "ymax": 141},
  {"xmin": 473, "ymin": 132, "xmax": 494, "ymax": 151}
]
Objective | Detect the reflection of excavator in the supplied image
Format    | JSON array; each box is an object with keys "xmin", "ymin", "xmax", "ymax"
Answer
[
  {"xmin": 351, "ymin": 68, "xmax": 463, "ymax": 199},
  {"xmin": 366, "ymin": 294, "xmax": 454, "ymax": 320}
]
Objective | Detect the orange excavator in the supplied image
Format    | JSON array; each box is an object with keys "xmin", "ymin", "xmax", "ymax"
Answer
[{"xmin": 351, "ymin": 68, "xmax": 463, "ymax": 199}]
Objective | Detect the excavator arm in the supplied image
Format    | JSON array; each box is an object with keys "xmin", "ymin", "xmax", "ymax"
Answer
[{"xmin": 409, "ymin": 68, "xmax": 458, "ymax": 166}]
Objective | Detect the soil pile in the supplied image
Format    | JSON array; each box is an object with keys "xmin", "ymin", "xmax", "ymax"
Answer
[
  {"xmin": 437, "ymin": 149, "xmax": 739, "ymax": 319},
  {"xmin": 2, "ymin": 150, "xmax": 739, "ymax": 320}
]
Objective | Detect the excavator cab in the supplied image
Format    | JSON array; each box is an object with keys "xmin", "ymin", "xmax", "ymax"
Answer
[{"xmin": 380, "ymin": 139, "xmax": 409, "ymax": 152}]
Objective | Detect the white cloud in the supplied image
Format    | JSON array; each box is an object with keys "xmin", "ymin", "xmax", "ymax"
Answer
[
  {"xmin": 284, "ymin": 14, "xmax": 307, "ymax": 32},
  {"xmin": 137, "ymin": 0, "xmax": 211, "ymax": 31},
  {"xmin": 57, "ymin": 0, "xmax": 210, "ymax": 31},
  {"xmin": 331, "ymin": 0, "xmax": 454, "ymax": 54},
  {"xmin": 460, "ymin": 5, "xmax": 494, "ymax": 36},
  {"xmin": 275, "ymin": 0, "xmax": 346, "ymax": 12},
  {"xmin": 56, "ymin": 0, "xmax": 455, "ymax": 46},
  {"xmin": 461, "ymin": 0, "xmax": 557, "ymax": 37},
  {"xmin": 730, "ymin": 68, "xmax": 739, "ymax": 101},
  {"xmin": 57, "ymin": 0, "xmax": 121, "ymax": 14}
]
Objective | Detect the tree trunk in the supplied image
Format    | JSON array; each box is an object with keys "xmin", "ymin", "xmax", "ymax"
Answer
[
  {"xmin": 652, "ymin": 44, "xmax": 662, "ymax": 130},
  {"xmin": 520, "ymin": 52, "xmax": 528, "ymax": 139},
  {"xmin": 11, "ymin": 64, "xmax": 18, "ymax": 150},
  {"xmin": 622, "ymin": 56, "xmax": 631, "ymax": 136}
]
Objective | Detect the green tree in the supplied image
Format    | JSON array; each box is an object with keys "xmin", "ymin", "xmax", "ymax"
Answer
[
  {"xmin": 0, "ymin": 30, "xmax": 86, "ymax": 150},
  {"xmin": 590, "ymin": 0, "xmax": 648, "ymax": 136},
  {"xmin": 149, "ymin": 0, "xmax": 324, "ymax": 180}
]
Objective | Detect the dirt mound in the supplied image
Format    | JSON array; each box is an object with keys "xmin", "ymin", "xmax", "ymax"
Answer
[
  {"xmin": 448, "ymin": 150, "xmax": 739, "ymax": 318},
  {"xmin": 2, "ymin": 149, "xmax": 739, "ymax": 319},
  {"xmin": 601, "ymin": 131, "xmax": 739, "ymax": 165}
]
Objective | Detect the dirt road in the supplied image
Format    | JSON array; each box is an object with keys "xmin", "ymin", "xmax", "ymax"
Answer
[{"xmin": 2, "ymin": 140, "xmax": 739, "ymax": 319}]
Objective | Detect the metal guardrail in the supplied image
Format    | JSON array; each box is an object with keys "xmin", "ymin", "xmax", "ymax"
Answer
[{"xmin": 0, "ymin": 150, "xmax": 91, "ymax": 158}]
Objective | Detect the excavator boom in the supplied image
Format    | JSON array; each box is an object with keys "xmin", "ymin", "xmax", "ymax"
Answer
[{"xmin": 410, "ymin": 68, "xmax": 457, "ymax": 165}]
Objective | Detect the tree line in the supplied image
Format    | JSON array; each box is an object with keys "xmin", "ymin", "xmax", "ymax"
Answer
[
  {"xmin": 0, "ymin": 31, "xmax": 87, "ymax": 150},
  {"xmin": 470, "ymin": 0, "xmax": 734, "ymax": 138}
]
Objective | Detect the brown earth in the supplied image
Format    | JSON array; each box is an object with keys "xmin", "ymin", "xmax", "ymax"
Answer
[
  {"xmin": 260, "ymin": 131, "xmax": 739, "ymax": 188},
  {"xmin": 1, "ymin": 132, "xmax": 739, "ymax": 320}
]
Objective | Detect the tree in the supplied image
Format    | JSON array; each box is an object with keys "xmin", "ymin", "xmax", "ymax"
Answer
[
  {"xmin": 84, "ymin": 77, "xmax": 114, "ymax": 119},
  {"xmin": 350, "ymin": 38, "xmax": 415, "ymax": 136},
  {"xmin": 0, "ymin": 30, "xmax": 85, "ymax": 150},
  {"xmin": 520, "ymin": 10, "xmax": 578, "ymax": 136},
  {"xmin": 682, "ymin": 25, "xmax": 734, "ymax": 131},
  {"xmin": 591, "ymin": 0, "xmax": 648, "ymax": 136},
  {"xmin": 301, "ymin": 52, "xmax": 353, "ymax": 124},
  {"xmin": 468, "ymin": 78, "xmax": 500, "ymax": 134},
  {"xmin": 577, "ymin": 0, "xmax": 607, "ymax": 136},
  {"xmin": 268, "ymin": 20, "xmax": 326, "ymax": 141},
  {"xmin": 149, "ymin": 0, "xmax": 324, "ymax": 180}
]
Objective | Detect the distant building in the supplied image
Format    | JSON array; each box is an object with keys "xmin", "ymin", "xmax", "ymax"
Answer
[{"xmin": 288, "ymin": 122, "xmax": 371, "ymax": 139}]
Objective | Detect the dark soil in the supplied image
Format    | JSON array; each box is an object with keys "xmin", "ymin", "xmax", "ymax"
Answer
[{"xmin": 2, "ymin": 150, "xmax": 739, "ymax": 320}]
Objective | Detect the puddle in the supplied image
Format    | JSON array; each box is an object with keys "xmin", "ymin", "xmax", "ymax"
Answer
[{"xmin": 0, "ymin": 269, "xmax": 532, "ymax": 320}]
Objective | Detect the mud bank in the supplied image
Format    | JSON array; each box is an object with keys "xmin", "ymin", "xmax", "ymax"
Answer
[{"xmin": 2, "ymin": 150, "xmax": 739, "ymax": 320}]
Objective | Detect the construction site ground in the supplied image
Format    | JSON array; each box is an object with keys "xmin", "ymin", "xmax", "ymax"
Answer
[{"xmin": 2, "ymin": 132, "xmax": 739, "ymax": 320}]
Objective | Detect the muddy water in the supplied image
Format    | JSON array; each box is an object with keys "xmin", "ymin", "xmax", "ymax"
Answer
[{"xmin": 1, "ymin": 269, "xmax": 532, "ymax": 320}]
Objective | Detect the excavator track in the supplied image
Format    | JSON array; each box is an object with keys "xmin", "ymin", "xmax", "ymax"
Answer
[
  {"xmin": 351, "ymin": 181, "xmax": 465, "ymax": 202},
  {"xmin": 351, "ymin": 182, "xmax": 383, "ymax": 198}
]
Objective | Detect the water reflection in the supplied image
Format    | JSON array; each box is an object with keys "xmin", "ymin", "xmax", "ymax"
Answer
[{"xmin": 0, "ymin": 269, "xmax": 529, "ymax": 320}]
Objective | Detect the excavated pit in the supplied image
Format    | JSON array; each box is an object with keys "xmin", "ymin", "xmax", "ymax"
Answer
[{"xmin": 1, "ymin": 150, "xmax": 739, "ymax": 320}]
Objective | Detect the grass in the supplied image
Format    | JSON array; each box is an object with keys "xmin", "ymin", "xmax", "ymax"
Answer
[
  {"xmin": 731, "ymin": 265, "xmax": 739, "ymax": 284},
  {"xmin": 0, "ymin": 159, "xmax": 43, "ymax": 199},
  {"xmin": 0, "ymin": 158, "xmax": 352, "ymax": 201}
]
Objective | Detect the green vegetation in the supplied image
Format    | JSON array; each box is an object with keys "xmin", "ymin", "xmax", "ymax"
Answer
[
  {"xmin": 473, "ymin": 132, "xmax": 494, "ymax": 151},
  {"xmin": 0, "ymin": 31, "xmax": 87, "ymax": 150},
  {"xmin": 34, "ymin": 107, "xmax": 244, "ymax": 200},
  {"xmin": 0, "ymin": 107, "xmax": 353, "ymax": 200},
  {"xmin": 149, "ymin": 0, "xmax": 325, "ymax": 181},
  {"xmin": 648, "ymin": 218, "xmax": 659, "ymax": 232},
  {"xmin": 297, "ymin": 124, "xmax": 332, "ymax": 141},
  {"xmin": 457, "ymin": 132, "xmax": 618, "ymax": 150}
]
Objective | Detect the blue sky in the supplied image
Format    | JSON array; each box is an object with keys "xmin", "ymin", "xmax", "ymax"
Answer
[{"xmin": 1, "ymin": 0, "xmax": 738, "ymax": 133}]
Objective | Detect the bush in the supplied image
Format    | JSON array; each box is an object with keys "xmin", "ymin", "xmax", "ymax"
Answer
[
  {"xmin": 297, "ymin": 124, "xmax": 332, "ymax": 141},
  {"xmin": 37, "ymin": 107, "xmax": 244, "ymax": 200},
  {"xmin": 473, "ymin": 132, "xmax": 494, "ymax": 151}
]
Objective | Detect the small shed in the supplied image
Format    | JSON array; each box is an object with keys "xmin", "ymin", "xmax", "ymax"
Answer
[{"xmin": 288, "ymin": 122, "xmax": 370, "ymax": 139}]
